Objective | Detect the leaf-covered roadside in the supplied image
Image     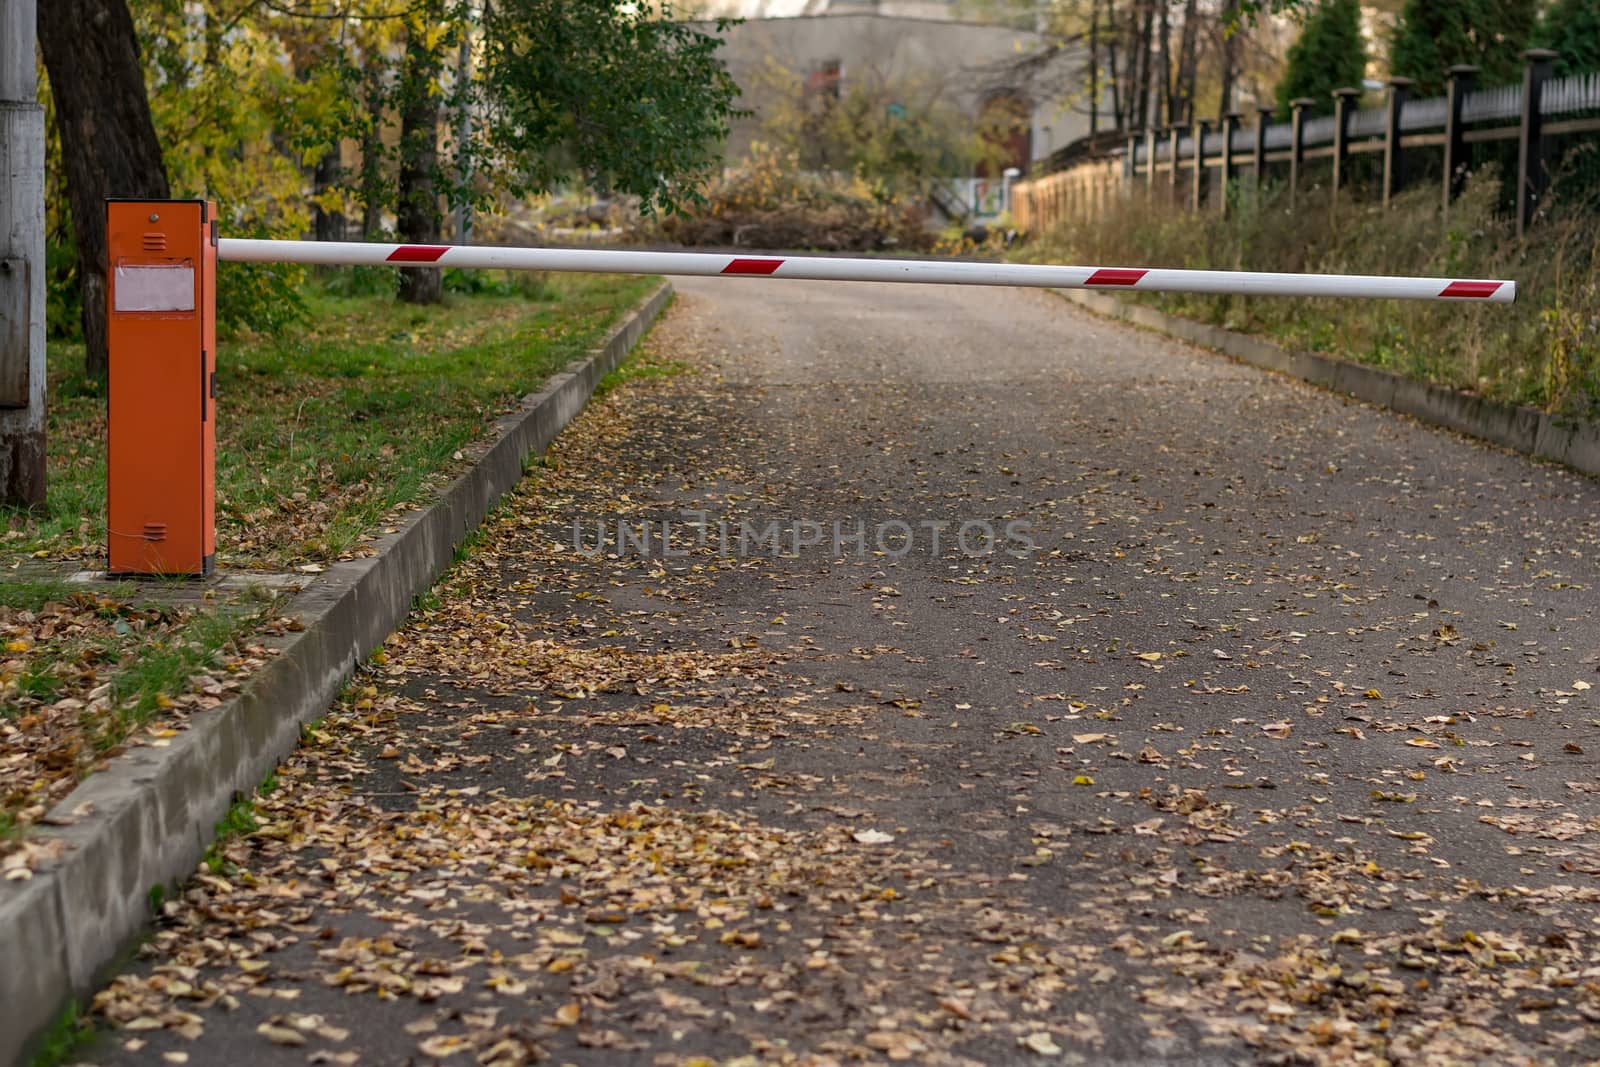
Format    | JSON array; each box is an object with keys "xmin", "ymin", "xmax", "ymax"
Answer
[
  {"xmin": 74, "ymin": 288, "xmax": 1600, "ymax": 1066},
  {"xmin": 0, "ymin": 583, "xmax": 282, "ymax": 867},
  {"xmin": 0, "ymin": 275, "xmax": 653, "ymax": 868}
]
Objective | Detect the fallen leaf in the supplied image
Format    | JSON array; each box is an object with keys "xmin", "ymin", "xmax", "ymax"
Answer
[
  {"xmin": 256, "ymin": 1023, "xmax": 306, "ymax": 1047},
  {"xmin": 1022, "ymin": 1032, "xmax": 1063, "ymax": 1055}
]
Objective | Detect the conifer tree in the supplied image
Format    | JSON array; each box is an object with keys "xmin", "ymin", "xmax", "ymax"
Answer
[
  {"xmin": 1275, "ymin": 0, "xmax": 1367, "ymax": 119},
  {"xmin": 1390, "ymin": 0, "xmax": 1537, "ymax": 96}
]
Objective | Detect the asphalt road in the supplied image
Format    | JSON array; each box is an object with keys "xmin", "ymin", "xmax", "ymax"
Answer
[{"xmin": 84, "ymin": 279, "xmax": 1600, "ymax": 1066}]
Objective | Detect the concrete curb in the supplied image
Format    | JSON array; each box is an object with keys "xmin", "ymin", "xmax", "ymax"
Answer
[
  {"xmin": 0, "ymin": 280, "xmax": 673, "ymax": 1066},
  {"xmin": 1056, "ymin": 289, "xmax": 1600, "ymax": 480}
]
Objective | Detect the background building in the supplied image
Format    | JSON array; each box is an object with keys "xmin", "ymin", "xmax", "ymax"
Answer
[{"xmin": 702, "ymin": 0, "xmax": 1091, "ymax": 218}]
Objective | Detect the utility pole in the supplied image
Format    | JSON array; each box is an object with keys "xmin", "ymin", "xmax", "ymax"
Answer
[{"xmin": 0, "ymin": 0, "xmax": 46, "ymax": 506}]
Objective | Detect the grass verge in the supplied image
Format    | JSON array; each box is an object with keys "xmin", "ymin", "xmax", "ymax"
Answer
[
  {"xmin": 0, "ymin": 271, "xmax": 655, "ymax": 863},
  {"xmin": 8, "ymin": 270, "xmax": 656, "ymax": 567},
  {"xmin": 27, "ymin": 999, "xmax": 93, "ymax": 1067}
]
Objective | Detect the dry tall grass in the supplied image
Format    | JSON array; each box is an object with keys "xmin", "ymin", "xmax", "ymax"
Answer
[{"xmin": 1023, "ymin": 171, "xmax": 1600, "ymax": 416}]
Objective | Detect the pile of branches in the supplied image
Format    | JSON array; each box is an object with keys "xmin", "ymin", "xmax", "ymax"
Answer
[{"xmin": 647, "ymin": 145, "xmax": 938, "ymax": 253}]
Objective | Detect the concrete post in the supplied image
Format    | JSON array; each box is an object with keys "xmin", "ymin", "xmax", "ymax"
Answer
[
  {"xmin": 1192, "ymin": 118, "xmax": 1212, "ymax": 212},
  {"xmin": 1144, "ymin": 126, "xmax": 1157, "ymax": 202},
  {"xmin": 1220, "ymin": 112, "xmax": 1240, "ymax": 215},
  {"xmin": 0, "ymin": 0, "xmax": 47, "ymax": 506},
  {"xmin": 1517, "ymin": 49, "xmax": 1558, "ymax": 238},
  {"xmin": 1383, "ymin": 77, "xmax": 1413, "ymax": 209},
  {"xmin": 1290, "ymin": 98, "xmax": 1315, "ymax": 208},
  {"xmin": 1330, "ymin": 87, "xmax": 1361, "ymax": 219},
  {"xmin": 1168, "ymin": 125, "xmax": 1181, "ymax": 204},
  {"xmin": 1443, "ymin": 65, "xmax": 1479, "ymax": 217},
  {"xmin": 1254, "ymin": 106, "xmax": 1272, "ymax": 192}
]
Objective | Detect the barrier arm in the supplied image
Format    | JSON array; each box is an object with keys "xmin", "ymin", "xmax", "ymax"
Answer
[
  {"xmin": 219, "ymin": 239, "xmax": 1516, "ymax": 304},
  {"xmin": 109, "ymin": 211, "xmax": 1519, "ymax": 580}
]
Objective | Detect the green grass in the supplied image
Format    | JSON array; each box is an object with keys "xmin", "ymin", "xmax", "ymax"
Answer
[
  {"xmin": 0, "ymin": 589, "xmax": 278, "ymax": 840},
  {"xmin": 594, "ymin": 330, "xmax": 691, "ymax": 400},
  {"xmin": 103, "ymin": 603, "xmax": 271, "ymax": 747},
  {"xmin": 0, "ymin": 580, "xmax": 81, "ymax": 611},
  {"xmin": 8, "ymin": 271, "xmax": 657, "ymax": 567},
  {"xmin": 203, "ymin": 792, "xmax": 261, "ymax": 875},
  {"xmin": 1, "ymin": 585, "xmax": 272, "ymax": 737},
  {"xmin": 27, "ymin": 999, "xmax": 94, "ymax": 1067}
]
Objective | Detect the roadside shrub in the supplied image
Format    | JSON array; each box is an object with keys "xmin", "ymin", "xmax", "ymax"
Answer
[
  {"xmin": 443, "ymin": 267, "xmax": 555, "ymax": 301},
  {"xmin": 318, "ymin": 264, "xmax": 400, "ymax": 299},
  {"xmin": 218, "ymin": 260, "xmax": 307, "ymax": 339}
]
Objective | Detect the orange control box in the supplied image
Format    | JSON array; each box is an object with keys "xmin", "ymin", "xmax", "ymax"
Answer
[{"xmin": 106, "ymin": 200, "xmax": 217, "ymax": 576}]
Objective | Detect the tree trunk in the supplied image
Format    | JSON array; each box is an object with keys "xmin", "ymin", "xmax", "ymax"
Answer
[
  {"xmin": 1175, "ymin": 0, "xmax": 1200, "ymax": 126},
  {"xmin": 452, "ymin": 27, "xmax": 474, "ymax": 243},
  {"xmin": 1135, "ymin": 0, "xmax": 1155, "ymax": 130},
  {"xmin": 1159, "ymin": 0, "xmax": 1173, "ymax": 127},
  {"xmin": 37, "ymin": 0, "xmax": 169, "ymax": 380},
  {"xmin": 1088, "ymin": 0, "xmax": 1099, "ymax": 136},
  {"xmin": 360, "ymin": 118, "xmax": 386, "ymax": 238},
  {"xmin": 313, "ymin": 149, "xmax": 345, "ymax": 242},
  {"xmin": 396, "ymin": 14, "xmax": 443, "ymax": 305},
  {"xmin": 1217, "ymin": 0, "xmax": 1239, "ymax": 122},
  {"xmin": 1106, "ymin": 38, "xmax": 1122, "ymax": 128},
  {"xmin": 1119, "ymin": 2, "xmax": 1141, "ymax": 129}
]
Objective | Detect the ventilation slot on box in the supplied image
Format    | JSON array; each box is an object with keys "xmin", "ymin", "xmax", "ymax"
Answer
[
  {"xmin": 142, "ymin": 233, "xmax": 167, "ymax": 252},
  {"xmin": 142, "ymin": 522, "xmax": 168, "ymax": 542}
]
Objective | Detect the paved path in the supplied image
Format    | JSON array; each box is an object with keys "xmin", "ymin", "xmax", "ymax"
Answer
[{"xmin": 86, "ymin": 280, "xmax": 1600, "ymax": 1066}]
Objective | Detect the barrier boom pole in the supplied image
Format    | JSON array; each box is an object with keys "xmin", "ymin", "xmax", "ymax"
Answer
[{"xmin": 219, "ymin": 239, "xmax": 1517, "ymax": 304}]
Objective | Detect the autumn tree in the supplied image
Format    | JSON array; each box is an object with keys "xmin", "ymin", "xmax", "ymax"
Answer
[
  {"xmin": 992, "ymin": 0, "xmax": 1297, "ymax": 144},
  {"xmin": 475, "ymin": 0, "xmax": 742, "ymax": 215},
  {"xmin": 370, "ymin": 0, "xmax": 741, "ymax": 304},
  {"xmin": 1389, "ymin": 0, "xmax": 1536, "ymax": 96},
  {"xmin": 1275, "ymin": 0, "xmax": 1366, "ymax": 118},
  {"xmin": 754, "ymin": 59, "xmax": 981, "ymax": 195}
]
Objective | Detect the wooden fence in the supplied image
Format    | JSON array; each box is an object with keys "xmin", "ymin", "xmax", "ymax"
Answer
[{"xmin": 1013, "ymin": 50, "xmax": 1600, "ymax": 238}]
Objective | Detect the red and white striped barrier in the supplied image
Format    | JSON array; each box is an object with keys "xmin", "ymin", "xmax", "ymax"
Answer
[{"xmin": 219, "ymin": 239, "xmax": 1516, "ymax": 303}]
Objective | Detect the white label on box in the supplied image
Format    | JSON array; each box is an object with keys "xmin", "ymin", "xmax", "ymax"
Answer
[{"xmin": 114, "ymin": 263, "xmax": 195, "ymax": 313}]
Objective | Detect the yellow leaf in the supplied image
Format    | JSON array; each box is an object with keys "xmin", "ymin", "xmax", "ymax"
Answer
[
  {"xmin": 256, "ymin": 1023, "xmax": 305, "ymax": 1046},
  {"xmin": 1022, "ymin": 1032, "xmax": 1062, "ymax": 1056},
  {"xmin": 418, "ymin": 1035, "xmax": 472, "ymax": 1057}
]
